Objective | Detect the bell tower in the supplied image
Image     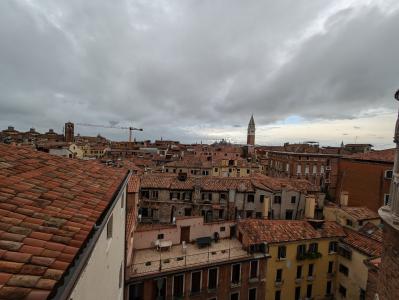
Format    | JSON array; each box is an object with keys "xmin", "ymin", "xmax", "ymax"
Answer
[
  {"xmin": 247, "ymin": 115, "xmax": 255, "ymax": 145},
  {"xmin": 64, "ymin": 122, "xmax": 74, "ymax": 143}
]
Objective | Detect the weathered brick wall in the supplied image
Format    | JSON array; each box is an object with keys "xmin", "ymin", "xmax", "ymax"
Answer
[
  {"xmin": 378, "ymin": 222, "xmax": 399, "ymax": 300},
  {"xmin": 365, "ymin": 267, "xmax": 379, "ymax": 300},
  {"xmin": 335, "ymin": 159, "xmax": 392, "ymax": 212}
]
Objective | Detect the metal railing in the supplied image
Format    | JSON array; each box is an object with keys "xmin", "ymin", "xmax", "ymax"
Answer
[{"xmin": 129, "ymin": 246, "xmax": 248, "ymax": 277}]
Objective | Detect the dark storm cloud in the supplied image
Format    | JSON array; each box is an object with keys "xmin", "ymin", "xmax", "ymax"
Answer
[{"xmin": 0, "ymin": 0, "xmax": 398, "ymax": 141}]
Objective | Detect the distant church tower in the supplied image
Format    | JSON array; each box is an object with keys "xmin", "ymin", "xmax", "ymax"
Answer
[
  {"xmin": 247, "ymin": 115, "xmax": 255, "ymax": 145},
  {"xmin": 64, "ymin": 122, "xmax": 74, "ymax": 143}
]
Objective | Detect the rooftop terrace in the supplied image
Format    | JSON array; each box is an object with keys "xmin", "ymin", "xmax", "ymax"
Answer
[{"xmin": 129, "ymin": 238, "xmax": 249, "ymax": 278}]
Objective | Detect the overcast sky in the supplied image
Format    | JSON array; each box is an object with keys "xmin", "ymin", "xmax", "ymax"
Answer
[{"xmin": 1, "ymin": 0, "xmax": 398, "ymax": 148}]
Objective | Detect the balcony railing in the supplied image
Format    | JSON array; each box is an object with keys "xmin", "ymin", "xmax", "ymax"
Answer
[
  {"xmin": 296, "ymin": 252, "xmax": 322, "ymax": 260},
  {"xmin": 129, "ymin": 246, "xmax": 248, "ymax": 277}
]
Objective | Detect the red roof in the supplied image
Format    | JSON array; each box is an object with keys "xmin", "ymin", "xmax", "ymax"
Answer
[
  {"xmin": 127, "ymin": 176, "xmax": 140, "ymax": 193},
  {"xmin": 342, "ymin": 227, "xmax": 382, "ymax": 257},
  {"xmin": 238, "ymin": 219, "xmax": 345, "ymax": 245},
  {"xmin": 345, "ymin": 148, "xmax": 395, "ymax": 163},
  {"xmin": 0, "ymin": 144, "xmax": 127, "ymax": 299}
]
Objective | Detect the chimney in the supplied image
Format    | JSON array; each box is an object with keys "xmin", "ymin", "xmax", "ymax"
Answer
[
  {"xmin": 340, "ymin": 191, "xmax": 349, "ymax": 206},
  {"xmin": 305, "ymin": 195, "xmax": 316, "ymax": 219}
]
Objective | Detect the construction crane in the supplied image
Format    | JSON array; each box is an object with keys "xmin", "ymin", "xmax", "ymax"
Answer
[{"xmin": 76, "ymin": 123, "xmax": 143, "ymax": 142}]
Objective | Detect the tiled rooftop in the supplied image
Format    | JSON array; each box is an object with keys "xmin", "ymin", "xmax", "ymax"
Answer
[
  {"xmin": 358, "ymin": 222, "xmax": 383, "ymax": 242},
  {"xmin": 0, "ymin": 144, "xmax": 127, "ymax": 299},
  {"xmin": 238, "ymin": 219, "xmax": 345, "ymax": 245},
  {"xmin": 129, "ymin": 238, "xmax": 248, "ymax": 278},
  {"xmin": 341, "ymin": 206, "xmax": 380, "ymax": 221},
  {"xmin": 127, "ymin": 175, "xmax": 140, "ymax": 193},
  {"xmin": 342, "ymin": 227, "xmax": 382, "ymax": 257},
  {"xmin": 345, "ymin": 148, "xmax": 395, "ymax": 162},
  {"xmin": 139, "ymin": 173, "xmax": 318, "ymax": 193}
]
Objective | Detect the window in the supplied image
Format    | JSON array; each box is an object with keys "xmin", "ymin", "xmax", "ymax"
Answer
[
  {"xmin": 214, "ymin": 168, "xmax": 218, "ymax": 172},
  {"xmin": 208, "ymin": 268, "xmax": 218, "ymax": 290},
  {"xmin": 360, "ymin": 288, "xmax": 366, "ymax": 300},
  {"xmin": 220, "ymin": 226, "xmax": 225, "ymax": 232},
  {"xmin": 278, "ymin": 246, "xmax": 286, "ymax": 259},
  {"xmin": 191, "ymin": 271, "xmax": 201, "ymax": 294},
  {"xmin": 305, "ymin": 165, "xmax": 309, "ymax": 174},
  {"xmin": 329, "ymin": 241, "xmax": 337, "ymax": 253},
  {"xmin": 385, "ymin": 170, "xmax": 393, "ymax": 179},
  {"xmin": 326, "ymin": 281, "xmax": 332, "ymax": 295},
  {"xmin": 384, "ymin": 194, "xmax": 390, "ymax": 206},
  {"xmin": 308, "ymin": 264, "xmax": 314, "ymax": 276},
  {"xmin": 260, "ymin": 195, "xmax": 265, "ymax": 203},
  {"xmin": 230, "ymin": 292, "xmax": 239, "ymax": 300},
  {"xmin": 339, "ymin": 264, "xmax": 349, "ymax": 276},
  {"xmin": 275, "ymin": 290, "xmax": 281, "ymax": 300},
  {"xmin": 231, "ymin": 264, "xmax": 241, "ymax": 285},
  {"xmin": 285, "ymin": 210, "xmax": 293, "ymax": 220},
  {"xmin": 338, "ymin": 245, "xmax": 352, "ymax": 259},
  {"xmin": 255, "ymin": 212, "xmax": 262, "ymax": 218},
  {"xmin": 248, "ymin": 288, "xmax": 257, "ymax": 300},
  {"xmin": 246, "ymin": 211, "xmax": 253, "ymax": 218},
  {"xmin": 247, "ymin": 169, "xmax": 250, "ymax": 174},
  {"xmin": 346, "ymin": 219, "xmax": 353, "ymax": 227},
  {"xmin": 296, "ymin": 265, "xmax": 302, "ymax": 279},
  {"xmin": 274, "ymin": 196, "xmax": 282, "ymax": 204},
  {"xmin": 297, "ymin": 244, "xmax": 306, "ymax": 259},
  {"xmin": 309, "ymin": 243, "xmax": 318, "ymax": 254},
  {"xmin": 107, "ymin": 215, "xmax": 113, "ymax": 239},
  {"xmin": 339, "ymin": 285, "xmax": 346, "ymax": 297},
  {"xmin": 173, "ymin": 274, "xmax": 184, "ymax": 297},
  {"xmin": 150, "ymin": 190, "xmax": 158, "ymax": 199},
  {"xmin": 297, "ymin": 164, "xmax": 302, "ymax": 174},
  {"xmin": 295, "ymin": 287, "xmax": 301, "ymax": 300},
  {"xmin": 219, "ymin": 209, "xmax": 224, "ymax": 219},
  {"xmin": 129, "ymin": 282, "xmax": 144, "ymax": 300},
  {"xmin": 306, "ymin": 284, "xmax": 312, "ymax": 298},
  {"xmin": 313, "ymin": 165, "xmax": 317, "ymax": 174},
  {"xmin": 291, "ymin": 196, "xmax": 296, "ymax": 204},
  {"xmin": 250, "ymin": 260, "xmax": 258, "ymax": 279},
  {"xmin": 185, "ymin": 208, "xmax": 192, "ymax": 216},
  {"xmin": 157, "ymin": 233, "xmax": 164, "ymax": 240},
  {"xmin": 328, "ymin": 261, "xmax": 333, "ymax": 274},
  {"xmin": 276, "ymin": 269, "xmax": 283, "ymax": 282},
  {"xmin": 247, "ymin": 194, "xmax": 254, "ymax": 203}
]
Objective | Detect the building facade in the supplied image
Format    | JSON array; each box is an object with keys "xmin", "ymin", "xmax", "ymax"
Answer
[{"xmin": 126, "ymin": 217, "xmax": 267, "ymax": 300}]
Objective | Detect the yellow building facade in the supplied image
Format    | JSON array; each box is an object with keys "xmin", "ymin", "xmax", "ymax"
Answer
[{"xmin": 266, "ymin": 238, "xmax": 339, "ymax": 300}]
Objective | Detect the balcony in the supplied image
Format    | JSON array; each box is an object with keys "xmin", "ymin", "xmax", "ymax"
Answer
[
  {"xmin": 294, "ymin": 277, "xmax": 302, "ymax": 284},
  {"xmin": 296, "ymin": 252, "xmax": 322, "ymax": 261},
  {"xmin": 274, "ymin": 280, "xmax": 284, "ymax": 288},
  {"xmin": 327, "ymin": 272, "xmax": 335, "ymax": 279},
  {"xmin": 307, "ymin": 275, "xmax": 315, "ymax": 281}
]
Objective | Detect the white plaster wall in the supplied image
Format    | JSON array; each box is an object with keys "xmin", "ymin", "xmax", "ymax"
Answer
[
  {"xmin": 69, "ymin": 188, "xmax": 126, "ymax": 300},
  {"xmin": 133, "ymin": 217, "xmax": 234, "ymax": 250}
]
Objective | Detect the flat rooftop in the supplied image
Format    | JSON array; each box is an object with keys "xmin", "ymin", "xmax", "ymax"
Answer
[{"xmin": 129, "ymin": 238, "xmax": 249, "ymax": 278}]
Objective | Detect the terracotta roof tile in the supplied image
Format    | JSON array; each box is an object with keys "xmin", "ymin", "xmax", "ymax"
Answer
[
  {"xmin": 7, "ymin": 275, "xmax": 40, "ymax": 288},
  {"xmin": 0, "ymin": 144, "xmax": 128, "ymax": 298},
  {"xmin": 340, "ymin": 206, "xmax": 379, "ymax": 221},
  {"xmin": 342, "ymin": 227, "xmax": 382, "ymax": 257},
  {"xmin": 238, "ymin": 219, "xmax": 345, "ymax": 245},
  {"xmin": 3, "ymin": 252, "xmax": 32, "ymax": 263}
]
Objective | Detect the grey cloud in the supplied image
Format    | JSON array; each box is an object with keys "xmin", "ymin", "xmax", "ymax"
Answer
[{"xmin": 0, "ymin": 1, "xmax": 398, "ymax": 142}]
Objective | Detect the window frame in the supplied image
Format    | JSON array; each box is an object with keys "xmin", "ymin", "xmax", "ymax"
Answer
[
  {"xmin": 208, "ymin": 267, "xmax": 218, "ymax": 290},
  {"xmin": 231, "ymin": 263, "xmax": 241, "ymax": 285},
  {"xmin": 190, "ymin": 271, "xmax": 202, "ymax": 294}
]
